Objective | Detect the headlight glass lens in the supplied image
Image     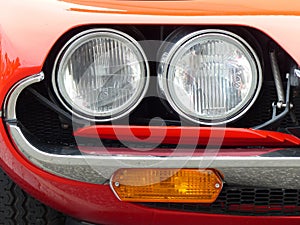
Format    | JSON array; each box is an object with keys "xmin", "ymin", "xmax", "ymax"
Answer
[
  {"xmin": 53, "ymin": 29, "xmax": 149, "ymax": 121},
  {"xmin": 159, "ymin": 30, "xmax": 262, "ymax": 125}
]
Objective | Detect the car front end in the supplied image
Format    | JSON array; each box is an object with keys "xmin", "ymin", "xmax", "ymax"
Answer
[{"xmin": 1, "ymin": 0, "xmax": 300, "ymax": 224}]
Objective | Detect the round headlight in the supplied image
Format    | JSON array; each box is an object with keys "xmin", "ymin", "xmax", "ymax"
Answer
[
  {"xmin": 158, "ymin": 29, "xmax": 262, "ymax": 125},
  {"xmin": 52, "ymin": 28, "xmax": 149, "ymax": 121}
]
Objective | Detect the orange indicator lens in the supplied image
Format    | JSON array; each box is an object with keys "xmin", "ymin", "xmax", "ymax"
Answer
[{"xmin": 110, "ymin": 169, "xmax": 223, "ymax": 203}]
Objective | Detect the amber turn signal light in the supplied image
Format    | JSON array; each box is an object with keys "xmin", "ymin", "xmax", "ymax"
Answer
[{"xmin": 110, "ymin": 169, "xmax": 223, "ymax": 203}]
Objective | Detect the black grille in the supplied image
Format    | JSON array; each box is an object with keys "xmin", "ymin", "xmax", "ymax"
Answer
[
  {"xmin": 15, "ymin": 81, "xmax": 300, "ymax": 149},
  {"xmin": 234, "ymin": 82, "xmax": 300, "ymax": 128},
  {"xmin": 16, "ymin": 90, "xmax": 77, "ymax": 146},
  {"xmin": 141, "ymin": 186, "xmax": 300, "ymax": 216}
]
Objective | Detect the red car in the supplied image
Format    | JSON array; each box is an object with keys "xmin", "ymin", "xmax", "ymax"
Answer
[{"xmin": 1, "ymin": 0, "xmax": 300, "ymax": 224}]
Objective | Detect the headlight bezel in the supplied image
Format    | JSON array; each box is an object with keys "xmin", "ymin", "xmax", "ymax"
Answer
[
  {"xmin": 158, "ymin": 29, "xmax": 263, "ymax": 125},
  {"xmin": 52, "ymin": 28, "xmax": 150, "ymax": 122}
]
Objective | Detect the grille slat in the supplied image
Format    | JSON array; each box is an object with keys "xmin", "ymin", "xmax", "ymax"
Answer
[{"xmin": 142, "ymin": 186, "xmax": 300, "ymax": 216}]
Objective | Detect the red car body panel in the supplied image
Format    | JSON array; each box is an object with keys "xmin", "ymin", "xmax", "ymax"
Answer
[{"xmin": 1, "ymin": 0, "xmax": 300, "ymax": 224}]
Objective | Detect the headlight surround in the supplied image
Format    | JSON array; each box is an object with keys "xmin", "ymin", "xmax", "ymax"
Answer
[
  {"xmin": 158, "ymin": 29, "xmax": 262, "ymax": 125},
  {"xmin": 52, "ymin": 28, "xmax": 149, "ymax": 121}
]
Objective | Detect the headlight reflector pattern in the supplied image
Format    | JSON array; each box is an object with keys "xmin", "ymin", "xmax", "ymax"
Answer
[
  {"xmin": 159, "ymin": 29, "xmax": 262, "ymax": 125},
  {"xmin": 52, "ymin": 28, "xmax": 149, "ymax": 121}
]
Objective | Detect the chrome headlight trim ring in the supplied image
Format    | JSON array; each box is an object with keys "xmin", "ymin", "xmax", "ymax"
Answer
[
  {"xmin": 158, "ymin": 29, "xmax": 263, "ymax": 125},
  {"xmin": 52, "ymin": 28, "xmax": 150, "ymax": 122}
]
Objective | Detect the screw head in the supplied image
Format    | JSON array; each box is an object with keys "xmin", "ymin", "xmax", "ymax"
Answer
[{"xmin": 215, "ymin": 183, "xmax": 221, "ymax": 189}]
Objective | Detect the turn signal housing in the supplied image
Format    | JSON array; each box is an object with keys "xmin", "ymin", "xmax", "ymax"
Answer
[{"xmin": 110, "ymin": 169, "xmax": 223, "ymax": 203}]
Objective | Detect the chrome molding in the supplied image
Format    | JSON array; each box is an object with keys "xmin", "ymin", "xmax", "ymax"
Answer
[
  {"xmin": 7, "ymin": 123, "xmax": 300, "ymax": 187},
  {"xmin": 4, "ymin": 73, "xmax": 45, "ymax": 120},
  {"xmin": 4, "ymin": 73, "xmax": 300, "ymax": 188}
]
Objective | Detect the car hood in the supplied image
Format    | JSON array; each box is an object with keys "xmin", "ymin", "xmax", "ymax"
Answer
[{"xmin": 59, "ymin": 0, "xmax": 300, "ymax": 16}]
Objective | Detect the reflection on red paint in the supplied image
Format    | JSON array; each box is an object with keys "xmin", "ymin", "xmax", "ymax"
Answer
[
  {"xmin": 59, "ymin": 0, "xmax": 300, "ymax": 16},
  {"xmin": 0, "ymin": 39, "xmax": 20, "ymax": 81}
]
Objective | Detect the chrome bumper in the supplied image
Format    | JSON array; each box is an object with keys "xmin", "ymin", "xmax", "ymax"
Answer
[{"xmin": 3, "ymin": 73, "xmax": 300, "ymax": 188}]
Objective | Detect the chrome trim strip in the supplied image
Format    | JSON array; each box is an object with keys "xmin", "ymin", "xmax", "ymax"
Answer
[
  {"xmin": 4, "ymin": 73, "xmax": 44, "ymax": 120},
  {"xmin": 7, "ymin": 123, "xmax": 300, "ymax": 187},
  {"xmin": 4, "ymin": 73, "xmax": 300, "ymax": 187},
  {"xmin": 8, "ymin": 124, "xmax": 300, "ymax": 168}
]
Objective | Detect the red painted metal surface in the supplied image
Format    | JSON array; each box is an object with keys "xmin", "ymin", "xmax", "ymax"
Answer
[
  {"xmin": 0, "ymin": 120, "xmax": 299, "ymax": 224},
  {"xmin": 74, "ymin": 125, "xmax": 300, "ymax": 147}
]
